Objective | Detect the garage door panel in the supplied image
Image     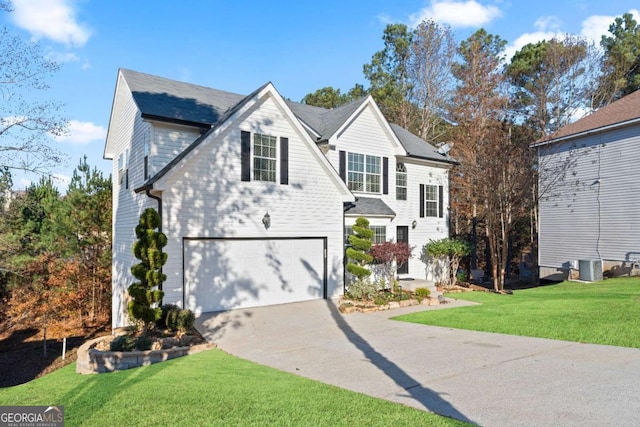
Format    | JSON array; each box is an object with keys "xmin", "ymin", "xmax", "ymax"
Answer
[{"xmin": 185, "ymin": 238, "xmax": 324, "ymax": 314}]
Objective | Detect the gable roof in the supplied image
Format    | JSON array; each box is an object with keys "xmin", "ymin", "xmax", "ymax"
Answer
[
  {"xmin": 113, "ymin": 69, "xmax": 452, "ymax": 184},
  {"xmin": 286, "ymin": 97, "xmax": 369, "ymax": 141},
  {"xmin": 533, "ymin": 89, "xmax": 640, "ymax": 147}
]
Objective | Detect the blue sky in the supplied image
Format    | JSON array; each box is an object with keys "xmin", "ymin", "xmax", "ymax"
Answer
[{"xmin": 1, "ymin": 0, "xmax": 639, "ymax": 191}]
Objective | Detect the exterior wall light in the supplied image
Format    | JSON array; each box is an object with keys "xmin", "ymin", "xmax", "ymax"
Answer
[
  {"xmin": 412, "ymin": 219, "xmax": 417, "ymax": 229},
  {"xmin": 262, "ymin": 212, "xmax": 271, "ymax": 229}
]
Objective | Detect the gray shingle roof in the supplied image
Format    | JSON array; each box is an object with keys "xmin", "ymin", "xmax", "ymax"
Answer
[
  {"xmin": 121, "ymin": 69, "xmax": 452, "ymax": 166},
  {"xmin": 121, "ymin": 69, "xmax": 245, "ymax": 127},
  {"xmin": 345, "ymin": 197, "xmax": 396, "ymax": 217},
  {"xmin": 390, "ymin": 124, "xmax": 454, "ymax": 163},
  {"xmin": 286, "ymin": 97, "xmax": 368, "ymax": 140}
]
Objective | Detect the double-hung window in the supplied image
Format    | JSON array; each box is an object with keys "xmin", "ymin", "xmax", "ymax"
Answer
[
  {"xmin": 370, "ymin": 226, "xmax": 386, "ymax": 244},
  {"xmin": 347, "ymin": 152, "xmax": 381, "ymax": 193},
  {"xmin": 253, "ymin": 133, "xmax": 277, "ymax": 182},
  {"xmin": 420, "ymin": 183, "xmax": 444, "ymax": 218},
  {"xmin": 396, "ymin": 163, "xmax": 407, "ymax": 200},
  {"xmin": 424, "ymin": 185, "xmax": 438, "ymax": 217}
]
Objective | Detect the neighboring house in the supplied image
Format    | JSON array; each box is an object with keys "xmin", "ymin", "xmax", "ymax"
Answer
[
  {"xmin": 532, "ymin": 89, "xmax": 640, "ymax": 281},
  {"xmin": 105, "ymin": 69, "xmax": 454, "ymax": 328}
]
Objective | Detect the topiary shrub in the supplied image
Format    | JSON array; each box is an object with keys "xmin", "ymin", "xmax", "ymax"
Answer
[
  {"xmin": 346, "ymin": 217, "xmax": 374, "ymax": 281},
  {"xmin": 128, "ymin": 208, "xmax": 167, "ymax": 333}
]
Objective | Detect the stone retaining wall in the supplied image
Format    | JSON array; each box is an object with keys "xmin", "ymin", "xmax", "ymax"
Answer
[{"xmin": 76, "ymin": 335, "xmax": 216, "ymax": 374}]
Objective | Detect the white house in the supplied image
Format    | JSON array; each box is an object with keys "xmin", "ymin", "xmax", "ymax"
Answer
[
  {"xmin": 533, "ymin": 89, "xmax": 640, "ymax": 281},
  {"xmin": 104, "ymin": 69, "xmax": 455, "ymax": 328}
]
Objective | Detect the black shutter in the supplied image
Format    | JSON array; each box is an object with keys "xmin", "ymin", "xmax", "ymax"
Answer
[
  {"xmin": 438, "ymin": 185, "xmax": 444, "ymax": 218},
  {"xmin": 339, "ymin": 150, "xmax": 346, "ymax": 182},
  {"xmin": 419, "ymin": 184, "xmax": 425, "ymax": 218},
  {"xmin": 382, "ymin": 157, "xmax": 388, "ymax": 194},
  {"xmin": 280, "ymin": 137, "xmax": 289, "ymax": 185},
  {"xmin": 241, "ymin": 131, "xmax": 251, "ymax": 182}
]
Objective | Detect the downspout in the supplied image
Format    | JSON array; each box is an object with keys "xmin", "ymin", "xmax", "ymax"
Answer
[{"xmin": 145, "ymin": 188, "xmax": 162, "ymax": 232}]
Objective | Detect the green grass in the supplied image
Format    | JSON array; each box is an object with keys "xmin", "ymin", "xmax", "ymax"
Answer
[
  {"xmin": 0, "ymin": 349, "xmax": 466, "ymax": 427},
  {"xmin": 394, "ymin": 277, "xmax": 640, "ymax": 348}
]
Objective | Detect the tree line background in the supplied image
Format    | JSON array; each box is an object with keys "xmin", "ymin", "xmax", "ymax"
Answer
[
  {"xmin": 301, "ymin": 14, "xmax": 640, "ymax": 291},
  {"xmin": 0, "ymin": 2, "xmax": 638, "ymax": 338}
]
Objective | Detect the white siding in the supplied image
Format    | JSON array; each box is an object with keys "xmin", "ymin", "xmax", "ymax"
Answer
[
  {"xmin": 160, "ymin": 94, "xmax": 347, "ymax": 308},
  {"xmin": 151, "ymin": 123, "xmax": 201, "ymax": 175},
  {"xmin": 109, "ymin": 76, "xmax": 156, "ymax": 328},
  {"xmin": 332, "ymin": 104, "xmax": 450, "ymax": 281},
  {"xmin": 539, "ymin": 123, "xmax": 640, "ymax": 273}
]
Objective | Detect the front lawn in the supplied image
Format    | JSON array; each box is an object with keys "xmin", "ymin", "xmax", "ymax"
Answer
[
  {"xmin": 394, "ymin": 277, "xmax": 640, "ymax": 348},
  {"xmin": 0, "ymin": 349, "xmax": 467, "ymax": 426}
]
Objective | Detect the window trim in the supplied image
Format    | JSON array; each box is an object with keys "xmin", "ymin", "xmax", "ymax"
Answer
[
  {"xmin": 396, "ymin": 163, "xmax": 407, "ymax": 200},
  {"xmin": 370, "ymin": 226, "xmax": 386, "ymax": 244},
  {"xmin": 347, "ymin": 152, "xmax": 381, "ymax": 194},
  {"xmin": 252, "ymin": 133, "xmax": 278, "ymax": 183}
]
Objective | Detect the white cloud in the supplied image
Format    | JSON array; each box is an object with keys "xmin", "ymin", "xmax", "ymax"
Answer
[
  {"xmin": 503, "ymin": 16, "xmax": 561, "ymax": 62},
  {"xmin": 409, "ymin": 0, "xmax": 502, "ymax": 28},
  {"xmin": 581, "ymin": 9, "xmax": 640, "ymax": 44},
  {"xmin": 11, "ymin": 0, "xmax": 90, "ymax": 47},
  {"xmin": 55, "ymin": 120, "xmax": 106, "ymax": 145}
]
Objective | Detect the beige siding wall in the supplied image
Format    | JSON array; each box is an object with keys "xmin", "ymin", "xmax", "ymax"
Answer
[{"xmin": 160, "ymin": 94, "xmax": 347, "ymax": 307}]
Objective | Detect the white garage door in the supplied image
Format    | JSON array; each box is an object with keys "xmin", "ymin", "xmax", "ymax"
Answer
[{"xmin": 184, "ymin": 238, "xmax": 326, "ymax": 314}]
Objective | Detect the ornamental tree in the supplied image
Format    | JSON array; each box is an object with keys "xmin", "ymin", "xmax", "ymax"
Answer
[
  {"xmin": 129, "ymin": 208, "xmax": 167, "ymax": 332},
  {"xmin": 424, "ymin": 238, "xmax": 471, "ymax": 287},
  {"xmin": 346, "ymin": 217, "xmax": 374, "ymax": 281},
  {"xmin": 370, "ymin": 241, "xmax": 413, "ymax": 290}
]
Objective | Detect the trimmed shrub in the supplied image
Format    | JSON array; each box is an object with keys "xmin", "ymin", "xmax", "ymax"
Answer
[
  {"xmin": 414, "ymin": 287, "xmax": 431, "ymax": 298},
  {"xmin": 346, "ymin": 279, "xmax": 378, "ymax": 301},
  {"xmin": 176, "ymin": 309, "xmax": 195, "ymax": 332},
  {"xmin": 110, "ymin": 334, "xmax": 153, "ymax": 352}
]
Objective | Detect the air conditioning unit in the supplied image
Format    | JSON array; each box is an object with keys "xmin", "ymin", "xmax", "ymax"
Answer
[{"xmin": 578, "ymin": 259, "xmax": 603, "ymax": 282}]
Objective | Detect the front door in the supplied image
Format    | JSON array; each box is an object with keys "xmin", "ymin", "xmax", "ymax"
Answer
[{"xmin": 396, "ymin": 226, "xmax": 409, "ymax": 274}]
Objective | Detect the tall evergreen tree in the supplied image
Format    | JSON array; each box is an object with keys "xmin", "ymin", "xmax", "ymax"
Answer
[{"xmin": 596, "ymin": 12, "xmax": 640, "ymax": 106}]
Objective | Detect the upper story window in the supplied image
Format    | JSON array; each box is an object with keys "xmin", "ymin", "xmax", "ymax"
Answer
[
  {"xmin": 241, "ymin": 130, "xmax": 289, "ymax": 185},
  {"xmin": 396, "ymin": 163, "xmax": 407, "ymax": 200},
  {"xmin": 420, "ymin": 184, "xmax": 443, "ymax": 218},
  {"xmin": 143, "ymin": 134, "xmax": 150, "ymax": 180},
  {"xmin": 118, "ymin": 149, "xmax": 130, "ymax": 189},
  {"xmin": 348, "ymin": 152, "xmax": 381, "ymax": 193},
  {"xmin": 424, "ymin": 184, "xmax": 438, "ymax": 217},
  {"xmin": 253, "ymin": 133, "xmax": 277, "ymax": 182}
]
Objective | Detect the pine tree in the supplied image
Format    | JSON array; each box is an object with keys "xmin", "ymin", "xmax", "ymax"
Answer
[{"xmin": 129, "ymin": 208, "xmax": 167, "ymax": 332}]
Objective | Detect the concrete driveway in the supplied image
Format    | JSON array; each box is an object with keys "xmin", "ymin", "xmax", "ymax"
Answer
[{"xmin": 196, "ymin": 298, "xmax": 640, "ymax": 426}]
